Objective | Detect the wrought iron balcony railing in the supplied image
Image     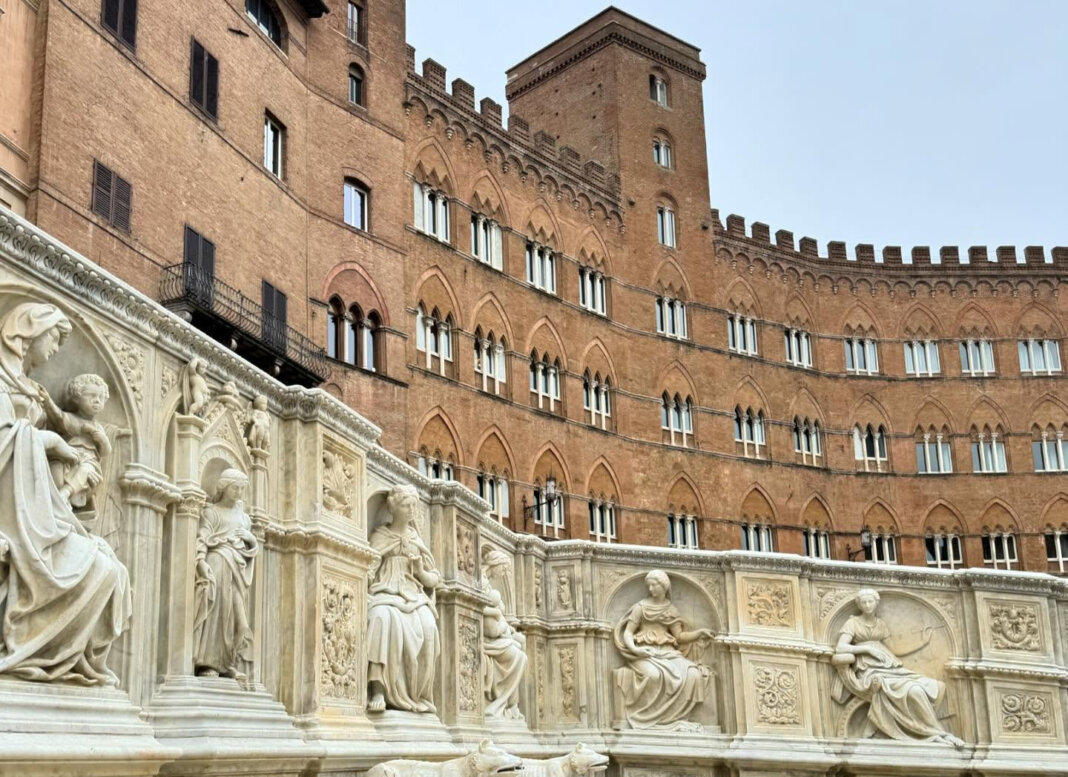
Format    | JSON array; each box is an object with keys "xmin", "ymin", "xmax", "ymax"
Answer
[{"xmin": 160, "ymin": 262, "xmax": 327, "ymax": 386}]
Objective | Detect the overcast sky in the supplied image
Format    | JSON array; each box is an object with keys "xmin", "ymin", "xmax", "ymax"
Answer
[{"xmin": 406, "ymin": 1, "xmax": 1066, "ymax": 254}]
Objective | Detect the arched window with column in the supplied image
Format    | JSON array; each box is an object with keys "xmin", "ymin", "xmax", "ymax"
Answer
[
  {"xmin": 915, "ymin": 425, "xmax": 953, "ymax": 474},
  {"xmin": 854, "ymin": 424, "xmax": 889, "ymax": 472},
  {"xmin": 327, "ymin": 294, "xmax": 381, "ymax": 373},
  {"xmin": 661, "ymin": 393, "xmax": 693, "ymax": 447},
  {"xmin": 326, "ymin": 296, "xmax": 344, "ymax": 360}
]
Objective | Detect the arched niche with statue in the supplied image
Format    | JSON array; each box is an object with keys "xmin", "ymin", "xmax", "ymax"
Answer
[
  {"xmin": 0, "ymin": 290, "xmax": 143, "ymax": 688},
  {"xmin": 601, "ymin": 569, "xmax": 722, "ymax": 732},
  {"xmin": 825, "ymin": 588, "xmax": 965, "ymax": 746}
]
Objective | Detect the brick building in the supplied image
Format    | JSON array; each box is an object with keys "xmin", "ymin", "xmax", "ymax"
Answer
[{"xmin": 3, "ymin": 2, "xmax": 1068, "ymax": 571}]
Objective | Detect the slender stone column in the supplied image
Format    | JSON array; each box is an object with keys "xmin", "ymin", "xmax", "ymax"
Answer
[
  {"xmin": 161, "ymin": 414, "xmax": 207, "ymax": 677},
  {"xmin": 118, "ymin": 463, "xmax": 180, "ymax": 707}
]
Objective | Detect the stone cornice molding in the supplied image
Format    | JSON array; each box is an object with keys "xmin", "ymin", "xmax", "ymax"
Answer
[
  {"xmin": 715, "ymin": 635, "xmax": 830, "ymax": 658},
  {"xmin": 946, "ymin": 659, "xmax": 1068, "ymax": 684},
  {"xmin": 514, "ymin": 618, "xmax": 611, "ymax": 637},
  {"xmin": 437, "ymin": 584, "xmax": 493, "ymax": 610},
  {"xmin": 265, "ymin": 523, "xmax": 376, "ymax": 565},
  {"xmin": 119, "ymin": 463, "xmax": 181, "ymax": 513},
  {"xmin": 366, "ymin": 444, "xmax": 433, "ymax": 501},
  {"xmin": 427, "ymin": 480, "xmax": 491, "ymax": 518}
]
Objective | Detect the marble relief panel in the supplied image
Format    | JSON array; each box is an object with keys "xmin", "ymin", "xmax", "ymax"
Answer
[{"xmin": 975, "ymin": 592, "xmax": 1052, "ymax": 661}]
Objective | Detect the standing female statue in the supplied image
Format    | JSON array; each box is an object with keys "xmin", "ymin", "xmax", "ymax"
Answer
[
  {"xmin": 193, "ymin": 468, "xmax": 259, "ymax": 681},
  {"xmin": 831, "ymin": 588, "xmax": 964, "ymax": 747},
  {"xmin": 366, "ymin": 484, "xmax": 441, "ymax": 713},
  {"xmin": 0, "ymin": 302, "xmax": 132, "ymax": 685},
  {"xmin": 612, "ymin": 569, "xmax": 714, "ymax": 730}
]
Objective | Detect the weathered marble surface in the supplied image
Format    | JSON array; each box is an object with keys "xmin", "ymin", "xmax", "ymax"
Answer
[{"xmin": 0, "ymin": 209, "xmax": 1066, "ymax": 777}]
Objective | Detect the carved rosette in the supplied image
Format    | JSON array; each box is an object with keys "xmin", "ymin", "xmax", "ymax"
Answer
[
  {"xmin": 752, "ymin": 664, "xmax": 801, "ymax": 725},
  {"xmin": 320, "ymin": 576, "xmax": 361, "ymax": 701},
  {"xmin": 989, "ymin": 603, "xmax": 1041, "ymax": 652},
  {"xmin": 458, "ymin": 615, "xmax": 481, "ymax": 713}
]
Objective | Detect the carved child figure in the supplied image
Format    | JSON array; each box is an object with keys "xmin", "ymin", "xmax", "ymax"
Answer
[
  {"xmin": 246, "ymin": 395, "xmax": 271, "ymax": 451},
  {"xmin": 42, "ymin": 373, "xmax": 112, "ymax": 512},
  {"xmin": 556, "ymin": 569, "xmax": 573, "ymax": 610},
  {"xmin": 180, "ymin": 357, "xmax": 210, "ymax": 416}
]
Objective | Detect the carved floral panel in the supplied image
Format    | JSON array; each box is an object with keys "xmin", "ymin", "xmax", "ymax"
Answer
[
  {"xmin": 320, "ymin": 575, "xmax": 361, "ymax": 701},
  {"xmin": 744, "ymin": 579, "xmax": 794, "ymax": 629},
  {"xmin": 558, "ymin": 644, "xmax": 578, "ymax": 721},
  {"xmin": 458, "ymin": 615, "xmax": 481, "ymax": 713},
  {"xmin": 752, "ymin": 663, "xmax": 801, "ymax": 726}
]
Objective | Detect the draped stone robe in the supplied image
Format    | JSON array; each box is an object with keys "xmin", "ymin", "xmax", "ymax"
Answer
[
  {"xmin": 366, "ymin": 524, "xmax": 440, "ymax": 711},
  {"xmin": 0, "ymin": 373, "xmax": 131, "ymax": 684}
]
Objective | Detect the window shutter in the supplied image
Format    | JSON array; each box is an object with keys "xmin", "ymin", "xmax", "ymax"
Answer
[
  {"xmin": 275, "ymin": 288, "xmax": 287, "ymax": 328},
  {"xmin": 206, "ymin": 54, "xmax": 219, "ymax": 118},
  {"xmin": 412, "ymin": 181, "xmax": 423, "ymax": 231},
  {"xmin": 200, "ymin": 236, "xmax": 216, "ymax": 280},
  {"xmin": 112, "ymin": 173, "xmax": 132, "ymax": 231},
  {"xmin": 491, "ymin": 224, "xmax": 502, "ymax": 269},
  {"xmin": 119, "ymin": 0, "xmax": 137, "ymax": 47},
  {"xmin": 183, "ymin": 226, "xmax": 198, "ymax": 266},
  {"xmin": 190, "ymin": 39, "xmax": 204, "ymax": 107},
  {"xmin": 102, "ymin": 0, "xmax": 121, "ymax": 35},
  {"xmin": 92, "ymin": 161, "xmax": 113, "ymax": 221}
]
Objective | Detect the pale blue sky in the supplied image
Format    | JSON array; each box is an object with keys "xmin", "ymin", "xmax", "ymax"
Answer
[{"xmin": 407, "ymin": 1, "xmax": 1066, "ymax": 254}]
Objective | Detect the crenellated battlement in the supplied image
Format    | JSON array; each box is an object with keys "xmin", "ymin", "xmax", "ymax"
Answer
[
  {"xmin": 404, "ymin": 46, "xmax": 623, "ymax": 219},
  {"xmin": 712, "ymin": 209, "xmax": 1068, "ymax": 273}
]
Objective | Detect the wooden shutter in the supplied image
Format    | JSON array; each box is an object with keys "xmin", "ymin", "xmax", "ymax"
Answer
[
  {"xmin": 119, "ymin": 0, "xmax": 137, "ymax": 48},
  {"xmin": 261, "ymin": 281, "xmax": 287, "ymax": 350},
  {"xmin": 412, "ymin": 181, "xmax": 423, "ymax": 231},
  {"xmin": 205, "ymin": 53, "xmax": 219, "ymax": 119},
  {"xmin": 92, "ymin": 161, "xmax": 113, "ymax": 221},
  {"xmin": 112, "ymin": 173, "xmax": 132, "ymax": 231},
  {"xmin": 190, "ymin": 39, "xmax": 204, "ymax": 107},
  {"xmin": 102, "ymin": 0, "xmax": 120, "ymax": 35},
  {"xmin": 183, "ymin": 226, "xmax": 198, "ymax": 266},
  {"xmin": 200, "ymin": 236, "xmax": 215, "ymax": 279}
]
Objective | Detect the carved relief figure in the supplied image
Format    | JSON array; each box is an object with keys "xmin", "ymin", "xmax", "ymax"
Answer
[
  {"xmin": 831, "ymin": 588, "xmax": 964, "ymax": 747},
  {"xmin": 367, "ymin": 484, "xmax": 441, "ymax": 713},
  {"xmin": 193, "ymin": 468, "xmax": 259, "ymax": 680},
  {"xmin": 246, "ymin": 395, "xmax": 271, "ymax": 451},
  {"xmin": 482, "ymin": 588, "xmax": 527, "ymax": 720},
  {"xmin": 41, "ymin": 373, "xmax": 112, "ymax": 515},
  {"xmin": 612, "ymin": 570, "xmax": 713, "ymax": 730},
  {"xmin": 534, "ymin": 564, "xmax": 543, "ymax": 609},
  {"xmin": 0, "ymin": 302, "xmax": 132, "ymax": 684},
  {"xmin": 481, "ymin": 544, "xmax": 514, "ymax": 614},
  {"xmin": 179, "ymin": 357, "xmax": 210, "ymax": 416},
  {"xmin": 556, "ymin": 568, "xmax": 573, "ymax": 610}
]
